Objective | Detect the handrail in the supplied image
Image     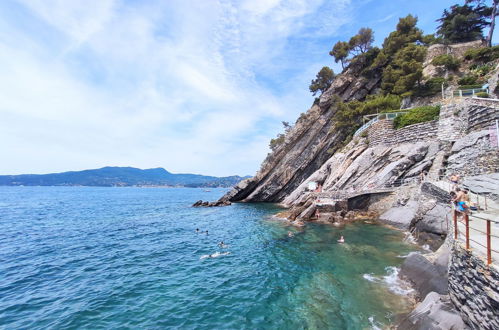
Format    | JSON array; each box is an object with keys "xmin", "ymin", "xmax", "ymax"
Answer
[
  {"xmin": 452, "ymin": 209, "xmax": 496, "ymax": 265},
  {"xmin": 446, "ymin": 87, "xmax": 489, "ymax": 98},
  {"xmin": 353, "ymin": 111, "xmax": 409, "ymax": 137}
]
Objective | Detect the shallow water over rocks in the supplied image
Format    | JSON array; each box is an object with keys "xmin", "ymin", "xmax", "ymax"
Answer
[{"xmin": 0, "ymin": 187, "xmax": 419, "ymax": 329}]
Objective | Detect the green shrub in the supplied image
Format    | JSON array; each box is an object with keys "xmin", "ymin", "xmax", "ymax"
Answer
[
  {"xmin": 431, "ymin": 54, "xmax": 460, "ymax": 70},
  {"xmin": 458, "ymin": 75, "xmax": 478, "ymax": 85},
  {"xmin": 414, "ymin": 77, "xmax": 446, "ymax": 96},
  {"xmin": 393, "ymin": 105, "xmax": 440, "ymax": 129},
  {"xmin": 269, "ymin": 134, "xmax": 285, "ymax": 150},
  {"xmin": 464, "ymin": 46, "xmax": 499, "ymax": 62},
  {"xmin": 458, "ymin": 84, "xmax": 483, "ymax": 90},
  {"xmin": 475, "ymin": 92, "xmax": 489, "ymax": 98},
  {"xmin": 332, "ymin": 94, "xmax": 401, "ymax": 134},
  {"xmin": 471, "ymin": 63, "xmax": 493, "ymax": 77}
]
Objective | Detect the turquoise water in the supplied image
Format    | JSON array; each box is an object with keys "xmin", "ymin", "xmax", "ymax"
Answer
[{"xmin": 0, "ymin": 187, "xmax": 418, "ymax": 329}]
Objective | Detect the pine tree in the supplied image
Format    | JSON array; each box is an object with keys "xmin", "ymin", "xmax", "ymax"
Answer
[
  {"xmin": 436, "ymin": 2, "xmax": 492, "ymax": 43},
  {"xmin": 309, "ymin": 67, "xmax": 335, "ymax": 96}
]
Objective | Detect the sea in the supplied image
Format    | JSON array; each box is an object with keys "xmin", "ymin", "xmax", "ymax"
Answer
[{"xmin": 0, "ymin": 186, "xmax": 420, "ymax": 329}]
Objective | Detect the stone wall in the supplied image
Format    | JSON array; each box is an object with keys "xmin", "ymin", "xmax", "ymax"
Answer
[
  {"xmin": 465, "ymin": 98, "xmax": 499, "ymax": 132},
  {"xmin": 368, "ymin": 119, "xmax": 438, "ymax": 146},
  {"xmin": 448, "ymin": 244, "xmax": 499, "ymax": 329},
  {"xmin": 437, "ymin": 99, "xmax": 468, "ymax": 142}
]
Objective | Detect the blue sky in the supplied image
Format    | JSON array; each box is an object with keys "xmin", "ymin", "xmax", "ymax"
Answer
[{"xmin": 0, "ymin": 0, "xmax": 494, "ymax": 176}]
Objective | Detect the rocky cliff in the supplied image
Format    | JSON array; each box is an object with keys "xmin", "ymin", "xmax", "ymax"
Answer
[
  {"xmin": 221, "ymin": 41, "xmax": 497, "ymax": 205},
  {"xmin": 221, "ymin": 62, "xmax": 382, "ymax": 203}
]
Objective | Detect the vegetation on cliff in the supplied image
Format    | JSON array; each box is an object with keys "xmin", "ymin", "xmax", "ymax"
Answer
[
  {"xmin": 269, "ymin": 0, "xmax": 498, "ymax": 157},
  {"xmin": 393, "ymin": 105, "xmax": 441, "ymax": 129}
]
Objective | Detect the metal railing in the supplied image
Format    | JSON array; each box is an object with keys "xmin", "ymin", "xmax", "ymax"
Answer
[
  {"xmin": 447, "ymin": 88, "xmax": 489, "ymax": 98},
  {"xmin": 353, "ymin": 111, "xmax": 409, "ymax": 137},
  {"xmin": 452, "ymin": 209, "xmax": 499, "ymax": 265}
]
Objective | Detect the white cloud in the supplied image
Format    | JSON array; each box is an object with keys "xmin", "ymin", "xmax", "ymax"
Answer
[{"xmin": 0, "ymin": 0, "xmax": 352, "ymax": 176}]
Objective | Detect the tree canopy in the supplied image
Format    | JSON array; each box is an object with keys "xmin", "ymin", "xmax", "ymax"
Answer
[
  {"xmin": 309, "ymin": 66, "xmax": 335, "ymax": 96},
  {"xmin": 329, "ymin": 28, "xmax": 374, "ymax": 70},
  {"xmin": 436, "ymin": 2, "xmax": 492, "ymax": 43}
]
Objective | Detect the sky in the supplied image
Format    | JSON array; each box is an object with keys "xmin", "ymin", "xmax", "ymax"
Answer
[{"xmin": 0, "ymin": 0, "xmax": 494, "ymax": 176}]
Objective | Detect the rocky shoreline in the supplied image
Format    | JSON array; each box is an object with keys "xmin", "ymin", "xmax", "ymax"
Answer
[{"xmin": 198, "ymin": 39, "xmax": 499, "ymax": 328}]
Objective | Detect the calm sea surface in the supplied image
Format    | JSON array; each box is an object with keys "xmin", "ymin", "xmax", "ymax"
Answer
[{"xmin": 0, "ymin": 187, "xmax": 418, "ymax": 329}]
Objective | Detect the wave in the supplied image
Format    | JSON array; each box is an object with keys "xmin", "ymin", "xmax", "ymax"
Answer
[{"xmin": 363, "ymin": 266, "xmax": 414, "ymax": 296}]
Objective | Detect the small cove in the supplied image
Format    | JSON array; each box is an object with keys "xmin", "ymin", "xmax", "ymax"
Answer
[{"xmin": 0, "ymin": 186, "xmax": 419, "ymax": 329}]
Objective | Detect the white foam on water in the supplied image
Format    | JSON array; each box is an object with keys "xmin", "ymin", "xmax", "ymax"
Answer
[
  {"xmin": 363, "ymin": 267, "xmax": 414, "ymax": 296},
  {"xmin": 368, "ymin": 316, "xmax": 382, "ymax": 330},
  {"xmin": 382, "ymin": 266, "xmax": 414, "ymax": 295},
  {"xmin": 403, "ymin": 231, "xmax": 417, "ymax": 244},
  {"xmin": 363, "ymin": 273, "xmax": 378, "ymax": 282},
  {"xmin": 200, "ymin": 251, "xmax": 231, "ymax": 260}
]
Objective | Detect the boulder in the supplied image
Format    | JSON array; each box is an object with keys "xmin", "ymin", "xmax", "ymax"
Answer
[
  {"xmin": 397, "ymin": 292, "xmax": 466, "ymax": 330},
  {"xmin": 400, "ymin": 253, "xmax": 448, "ymax": 298},
  {"xmin": 415, "ymin": 203, "xmax": 450, "ymax": 236},
  {"xmin": 462, "ymin": 173, "xmax": 499, "ymax": 202},
  {"xmin": 379, "ymin": 200, "xmax": 419, "ymax": 230}
]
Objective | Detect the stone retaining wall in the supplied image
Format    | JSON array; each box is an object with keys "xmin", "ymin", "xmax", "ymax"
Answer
[
  {"xmin": 438, "ymin": 99, "xmax": 468, "ymax": 142},
  {"xmin": 368, "ymin": 120, "xmax": 438, "ymax": 146},
  {"xmin": 465, "ymin": 98, "xmax": 499, "ymax": 132},
  {"xmin": 448, "ymin": 244, "xmax": 499, "ymax": 329}
]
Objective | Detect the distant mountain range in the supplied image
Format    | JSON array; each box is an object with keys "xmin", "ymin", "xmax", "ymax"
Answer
[{"xmin": 0, "ymin": 167, "xmax": 251, "ymax": 188}]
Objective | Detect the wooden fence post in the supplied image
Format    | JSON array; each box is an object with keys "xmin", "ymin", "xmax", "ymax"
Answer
[{"xmin": 453, "ymin": 210, "xmax": 458, "ymax": 239}]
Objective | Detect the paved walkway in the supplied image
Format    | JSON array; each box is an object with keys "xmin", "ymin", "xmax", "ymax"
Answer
[{"xmin": 431, "ymin": 180, "xmax": 499, "ymax": 267}]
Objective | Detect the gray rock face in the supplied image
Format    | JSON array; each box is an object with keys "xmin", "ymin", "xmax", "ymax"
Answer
[
  {"xmin": 400, "ymin": 252, "xmax": 449, "ymax": 298},
  {"xmin": 220, "ymin": 67, "xmax": 382, "ymax": 203},
  {"xmin": 379, "ymin": 201, "xmax": 419, "ymax": 230},
  {"xmin": 415, "ymin": 203, "xmax": 450, "ymax": 236},
  {"xmin": 397, "ymin": 292, "xmax": 466, "ymax": 330},
  {"xmin": 447, "ymin": 129, "xmax": 499, "ymax": 177},
  {"xmin": 220, "ymin": 104, "xmax": 347, "ymax": 202},
  {"xmin": 462, "ymin": 173, "xmax": 499, "ymax": 201}
]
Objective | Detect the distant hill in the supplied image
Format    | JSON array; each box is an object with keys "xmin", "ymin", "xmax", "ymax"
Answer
[{"xmin": 0, "ymin": 167, "xmax": 251, "ymax": 188}]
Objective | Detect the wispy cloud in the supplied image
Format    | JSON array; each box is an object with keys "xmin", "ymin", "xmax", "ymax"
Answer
[{"xmin": 0, "ymin": 0, "xmax": 353, "ymax": 176}]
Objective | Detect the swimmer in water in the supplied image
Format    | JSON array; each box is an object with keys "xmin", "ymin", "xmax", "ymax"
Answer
[
  {"xmin": 196, "ymin": 228, "xmax": 200, "ymax": 233},
  {"xmin": 288, "ymin": 231, "xmax": 294, "ymax": 237},
  {"xmin": 338, "ymin": 235, "xmax": 345, "ymax": 243}
]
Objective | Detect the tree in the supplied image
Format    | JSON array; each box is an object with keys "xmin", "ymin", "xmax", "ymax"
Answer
[
  {"xmin": 382, "ymin": 44, "xmax": 427, "ymax": 95},
  {"xmin": 349, "ymin": 28, "xmax": 374, "ymax": 55},
  {"xmin": 436, "ymin": 3, "xmax": 492, "ymax": 43},
  {"xmin": 382, "ymin": 15, "xmax": 423, "ymax": 56},
  {"xmin": 329, "ymin": 41, "xmax": 350, "ymax": 69},
  {"xmin": 486, "ymin": 0, "xmax": 499, "ymax": 46},
  {"xmin": 309, "ymin": 67, "xmax": 335, "ymax": 96}
]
